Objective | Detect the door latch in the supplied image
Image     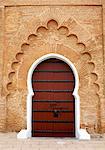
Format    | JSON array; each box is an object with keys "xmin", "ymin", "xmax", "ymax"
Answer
[{"xmin": 53, "ymin": 110, "xmax": 59, "ymax": 117}]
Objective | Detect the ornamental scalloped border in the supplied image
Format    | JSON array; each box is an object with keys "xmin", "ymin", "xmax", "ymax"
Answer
[{"xmin": 6, "ymin": 18, "xmax": 87, "ymax": 97}]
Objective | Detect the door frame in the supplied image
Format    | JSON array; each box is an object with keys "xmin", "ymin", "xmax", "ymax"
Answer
[{"xmin": 17, "ymin": 53, "xmax": 90, "ymax": 139}]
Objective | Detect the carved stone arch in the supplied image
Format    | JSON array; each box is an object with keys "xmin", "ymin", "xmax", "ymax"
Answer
[{"xmin": 5, "ymin": 19, "xmax": 99, "ymax": 138}]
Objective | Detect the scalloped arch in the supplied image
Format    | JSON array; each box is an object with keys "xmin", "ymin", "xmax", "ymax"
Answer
[{"xmin": 6, "ymin": 19, "xmax": 88, "ymax": 94}]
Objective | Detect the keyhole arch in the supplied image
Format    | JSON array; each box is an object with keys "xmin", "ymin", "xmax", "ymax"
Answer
[
  {"xmin": 27, "ymin": 53, "xmax": 80, "ymax": 137},
  {"xmin": 17, "ymin": 53, "xmax": 90, "ymax": 139}
]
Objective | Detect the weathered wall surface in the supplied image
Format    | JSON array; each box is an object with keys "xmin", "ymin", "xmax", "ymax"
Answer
[
  {"xmin": 0, "ymin": 0, "xmax": 102, "ymax": 6},
  {"xmin": 0, "ymin": 6, "xmax": 6, "ymax": 131},
  {"xmin": 0, "ymin": 0, "xmax": 105, "ymax": 135},
  {"xmin": 101, "ymin": 0, "xmax": 105, "ymax": 134}
]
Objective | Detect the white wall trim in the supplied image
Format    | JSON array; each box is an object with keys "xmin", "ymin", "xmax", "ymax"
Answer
[{"xmin": 17, "ymin": 53, "xmax": 90, "ymax": 140}]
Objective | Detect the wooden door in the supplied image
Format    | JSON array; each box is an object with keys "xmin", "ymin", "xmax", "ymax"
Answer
[{"xmin": 32, "ymin": 58, "xmax": 75, "ymax": 137}]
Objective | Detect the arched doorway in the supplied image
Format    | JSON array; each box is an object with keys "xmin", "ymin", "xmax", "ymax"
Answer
[
  {"xmin": 17, "ymin": 53, "xmax": 90, "ymax": 139},
  {"xmin": 32, "ymin": 58, "xmax": 75, "ymax": 137}
]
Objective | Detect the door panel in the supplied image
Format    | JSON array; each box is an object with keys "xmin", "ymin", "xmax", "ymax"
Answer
[
  {"xmin": 33, "ymin": 72, "xmax": 74, "ymax": 80},
  {"xmin": 32, "ymin": 102, "xmax": 74, "ymax": 110},
  {"xmin": 32, "ymin": 82, "xmax": 74, "ymax": 90},
  {"xmin": 35, "ymin": 62, "xmax": 71, "ymax": 71},
  {"xmin": 32, "ymin": 112, "xmax": 74, "ymax": 121},
  {"xmin": 32, "ymin": 93, "xmax": 74, "ymax": 100}
]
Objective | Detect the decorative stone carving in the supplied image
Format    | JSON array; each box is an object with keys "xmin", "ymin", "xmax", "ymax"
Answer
[
  {"xmin": 6, "ymin": 19, "xmax": 86, "ymax": 98},
  {"xmin": 5, "ymin": 18, "xmax": 100, "ymax": 134}
]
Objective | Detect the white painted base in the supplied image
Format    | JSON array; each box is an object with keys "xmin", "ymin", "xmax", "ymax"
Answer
[
  {"xmin": 17, "ymin": 130, "xmax": 31, "ymax": 139},
  {"xmin": 77, "ymin": 129, "xmax": 91, "ymax": 140},
  {"xmin": 17, "ymin": 129, "xmax": 90, "ymax": 140}
]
